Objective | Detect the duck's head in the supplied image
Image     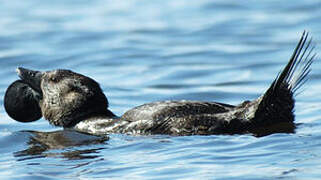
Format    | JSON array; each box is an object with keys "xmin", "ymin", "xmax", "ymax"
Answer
[{"xmin": 5, "ymin": 67, "xmax": 115, "ymax": 127}]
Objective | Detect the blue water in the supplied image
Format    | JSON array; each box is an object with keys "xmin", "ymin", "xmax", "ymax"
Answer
[{"xmin": 0, "ymin": 0, "xmax": 321, "ymax": 179}]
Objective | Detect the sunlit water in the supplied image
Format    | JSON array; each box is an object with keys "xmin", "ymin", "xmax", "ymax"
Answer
[{"xmin": 0, "ymin": 0, "xmax": 321, "ymax": 179}]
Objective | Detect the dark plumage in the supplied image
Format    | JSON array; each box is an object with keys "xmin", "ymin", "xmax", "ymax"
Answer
[{"xmin": 4, "ymin": 32, "xmax": 316, "ymax": 136}]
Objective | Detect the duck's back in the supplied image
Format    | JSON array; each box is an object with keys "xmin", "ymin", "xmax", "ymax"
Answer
[{"xmin": 120, "ymin": 100, "xmax": 242, "ymax": 135}]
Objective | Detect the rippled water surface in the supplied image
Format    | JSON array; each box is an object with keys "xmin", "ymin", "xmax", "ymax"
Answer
[{"xmin": 1, "ymin": 0, "xmax": 321, "ymax": 179}]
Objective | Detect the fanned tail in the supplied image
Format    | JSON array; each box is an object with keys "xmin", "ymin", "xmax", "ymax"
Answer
[
  {"xmin": 252, "ymin": 31, "xmax": 316, "ymax": 126},
  {"xmin": 272, "ymin": 31, "xmax": 316, "ymax": 94}
]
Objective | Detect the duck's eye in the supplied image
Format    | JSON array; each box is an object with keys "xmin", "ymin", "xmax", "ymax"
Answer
[
  {"xmin": 29, "ymin": 72, "xmax": 35, "ymax": 77},
  {"xmin": 50, "ymin": 77, "xmax": 58, "ymax": 82}
]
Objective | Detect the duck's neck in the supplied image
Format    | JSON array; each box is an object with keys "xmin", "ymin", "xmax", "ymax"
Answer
[
  {"xmin": 72, "ymin": 109, "xmax": 128, "ymax": 135},
  {"xmin": 105, "ymin": 109, "xmax": 117, "ymax": 118},
  {"xmin": 62, "ymin": 108, "xmax": 117, "ymax": 127}
]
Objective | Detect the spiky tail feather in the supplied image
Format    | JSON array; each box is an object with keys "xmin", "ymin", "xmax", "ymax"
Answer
[{"xmin": 252, "ymin": 31, "xmax": 316, "ymax": 126}]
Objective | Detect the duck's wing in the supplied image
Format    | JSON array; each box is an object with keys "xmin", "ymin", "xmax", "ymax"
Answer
[
  {"xmin": 119, "ymin": 100, "xmax": 235, "ymax": 135},
  {"xmin": 122, "ymin": 100, "xmax": 234, "ymax": 122}
]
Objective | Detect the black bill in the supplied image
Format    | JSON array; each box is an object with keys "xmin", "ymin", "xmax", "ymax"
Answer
[{"xmin": 16, "ymin": 67, "xmax": 43, "ymax": 94}]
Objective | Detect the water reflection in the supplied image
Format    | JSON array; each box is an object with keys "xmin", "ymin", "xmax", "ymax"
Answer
[{"xmin": 14, "ymin": 130, "xmax": 108, "ymax": 161}]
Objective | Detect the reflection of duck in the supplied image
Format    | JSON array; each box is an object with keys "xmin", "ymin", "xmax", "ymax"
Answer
[
  {"xmin": 4, "ymin": 32, "xmax": 316, "ymax": 136},
  {"xmin": 14, "ymin": 130, "xmax": 108, "ymax": 160}
]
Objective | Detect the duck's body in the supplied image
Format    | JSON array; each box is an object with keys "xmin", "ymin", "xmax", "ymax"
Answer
[
  {"xmin": 5, "ymin": 32, "xmax": 316, "ymax": 136},
  {"xmin": 74, "ymin": 101, "xmax": 237, "ymax": 135}
]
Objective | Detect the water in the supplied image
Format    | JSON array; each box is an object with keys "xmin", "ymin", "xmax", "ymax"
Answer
[{"xmin": 0, "ymin": 0, "xmax": 321, "ymax": 179}]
